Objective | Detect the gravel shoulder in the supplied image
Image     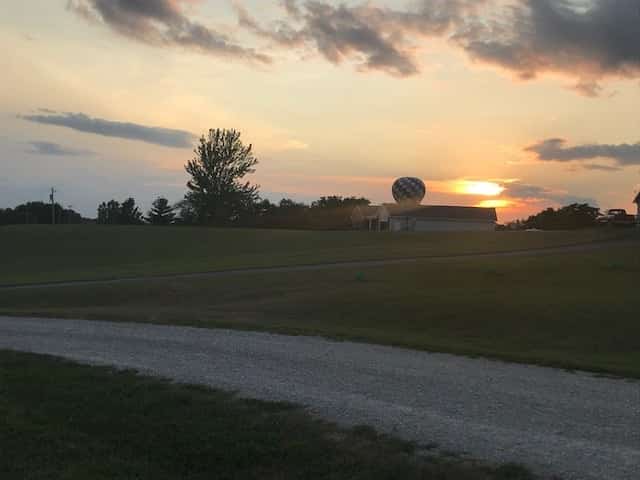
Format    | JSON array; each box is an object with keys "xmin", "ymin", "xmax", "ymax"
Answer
[{"xmin": 1, "ymin": 316, "xmax": 638, "ymax": 480}]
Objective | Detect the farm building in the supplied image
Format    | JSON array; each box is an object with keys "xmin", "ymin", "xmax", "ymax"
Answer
[{"xmin": 352, "ymin": 204, "xmax": 498, "ymax": 232}]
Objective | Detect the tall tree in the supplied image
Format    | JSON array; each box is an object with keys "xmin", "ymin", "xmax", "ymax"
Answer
[
  {"xmin": 184, "ymin": 129, "xmax": 259, "ymax": 225},
  {"xmin": 147, "ymin": 197, "xmax": 176, "ymax": 225}
]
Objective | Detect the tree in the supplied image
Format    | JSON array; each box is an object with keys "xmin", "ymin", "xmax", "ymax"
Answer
[
  {"xmin": 311, "ymin": 196, "xmax": 370, "ymax": 209},
  {"xmin": 278, "ymin": 198, "xmax": 308, "ymax": 211},
  {"xmin": 97, "ymin": 198, "xmax": 143, "ymax": 225},
  {"xmin": 254, "ymin": 199, "xmax": 278, "ymax": 217},
  {"xmin": 120, "ymin": 197, "xmax": 144, "ymax": 225},
  {"xmin": 174, "ymin": 200, "xmax": 198, "ymax": 225},
  {"xmin": 518, "ymin": 203, "xmax": 600, "ymax": 230},
  {"xmin": 147, "ymin": 197, "xmax": 176, "ymax": 225},
  {"xmin": 1, "ymin": 202, "xmax": 85, "ymax": 225},
  {"xmin": 184, "ymin": 129, "xmax": 259, "ymax": 225},
  {"xmin": 97, "ymin": 200, "xmax": 120, "ymax": 225}
]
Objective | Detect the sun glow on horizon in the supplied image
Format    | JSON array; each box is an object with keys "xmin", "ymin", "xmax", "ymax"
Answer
[
  {"xmin": 454, "ymin": 181, "xmax": 505, "ymax": 197},
  {"xmin": 477, "ymin": 199, "xmax": 511, "ymax": 208}
]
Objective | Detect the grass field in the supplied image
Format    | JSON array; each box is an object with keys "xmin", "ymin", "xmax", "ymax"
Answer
[
  {"xmin": 0, "ymin": 350, "xmax": 531, "ymax": 480},
  {"xmin": 0, "ymin": 224, "xmax": 625, "ymax": 285},
  {"xmin": 3, "ymin": 239, "xmax": 639, "ymax": 377}
]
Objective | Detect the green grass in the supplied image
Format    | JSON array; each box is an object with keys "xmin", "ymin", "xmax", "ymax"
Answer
[
  {"xmin": 3, "ymin": 244, "xmax": 639, "ymax": 377},
  {"xmin": 0, "ymin": 350, "xmax": 531, "ymax": 480},
  {"xmin": 0, "ymin": 224, "xmax": 624, "ymax": 285}
]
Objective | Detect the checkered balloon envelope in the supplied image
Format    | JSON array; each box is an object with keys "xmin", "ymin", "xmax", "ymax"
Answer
[{"xmin": 392, "ymin": 177, "xmax": 426, "ymax": 205}]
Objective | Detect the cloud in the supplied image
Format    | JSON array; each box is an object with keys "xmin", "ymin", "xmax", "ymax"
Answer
[
  {"xmin": 67, "ymin": 0, "xmax": 271, "ymax": 64},
  {"xmin": 21, "ymin": 112, "xmax": 196, "ymax": 148},
  {"xmin": 502, "ymin": 180, "xmax": 597, "ymax": 206},
  {"xmin": 281, "ymin": 0, "xmax": 302, "ymax": 19},
  {"xmin": 526, "ymin": 138, "xmax": 640, "ymax": 166},
  {"xmin": 64, "ymin": 1, "xmax": 640, "ymax": 92},
  {"xmin": 454, "ymin": 0, "xmax": 640, "ymax": 94},
  {"xmin": 578, "ymin": 163, "xmax": 623, "ymax": 172},
  {"xmin": 27, "ymin": 141, "xmax": 94, "ymax": 157},
  {"xmin": 235, "ymin": 0, "xmax": 479, "ymax": 77},
  {"xmin": 233, "ymin": 0, "xmax": 640, "ymax": 94},
  {"xmin": 280, "ymin": 139, "xmax": 308, "ymax": 151}
]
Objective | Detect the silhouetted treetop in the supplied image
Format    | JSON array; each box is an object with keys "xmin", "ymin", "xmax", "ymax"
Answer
[
  {"xmin": 147, "ymin": 197, "xmax": 176, "ymax": 225},
  {"xmin": 184, "ymin": 129, "xmax": 259, "ymax": 225},
  {"xmin": 97, "ymin": 197, "xmax": 144, "ymax": 225}
]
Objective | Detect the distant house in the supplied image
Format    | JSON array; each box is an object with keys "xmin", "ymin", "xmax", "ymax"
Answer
[{"xmin": 352, "ymin": 204, "xmax": 498, "ymax": 232}]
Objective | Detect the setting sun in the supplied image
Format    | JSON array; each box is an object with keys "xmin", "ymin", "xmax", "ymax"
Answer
[{"xmin": 454, "ymin": 181, "xmax": 505, "ymax": 197}]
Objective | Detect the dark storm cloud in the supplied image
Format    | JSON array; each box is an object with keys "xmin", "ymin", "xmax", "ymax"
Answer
[
  {"xmin": 21, "ymin": 112, "xmax": 195, "ymax": 148},
  {"xmin": 526, "ymin": 138, "xmax": 640, "ymax": 166},
  {"xmin": 67, "ymin": 0, "xmax": 271, "ymax": 64},
  {"xmin": 454, "ymin": 0, "xmax": 640, "ymax": 94},
  {"xmin": 27, "ymin": 141, "xmax": 94, "ymax": 157}
]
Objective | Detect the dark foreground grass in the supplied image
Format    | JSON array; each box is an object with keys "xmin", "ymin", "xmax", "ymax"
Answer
[
  {"xmin": 0, "ymin": 224, "xmax": 624, "ymax": 285},
  {"xmin": 2, "ymin": 244, "xmax": 639, "ymax": 377},
  {"xmin": 0, "ymin": 350, "xmax": 531, "ymax": 480}
]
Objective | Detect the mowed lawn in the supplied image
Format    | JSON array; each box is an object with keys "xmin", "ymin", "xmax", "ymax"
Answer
[
  {"xmin": 0, "ymin": 350, "xmax": 531, "ymax": 480},
  {"xmin": 0, "ymin": 224, "xmax": 623, "ymax": 285},
  {"xmin": 2, "ymin": 241, "xmax": 639, "ymax": 377}
]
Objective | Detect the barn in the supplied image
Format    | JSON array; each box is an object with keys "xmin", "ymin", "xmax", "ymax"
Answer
[{"xmin": 352, "ymin": 204, "xmax": 498, "ymax": 232}]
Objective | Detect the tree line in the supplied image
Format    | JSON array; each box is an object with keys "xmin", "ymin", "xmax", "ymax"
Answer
[
  {"xmin": 501, "ymin": 203, "xmax": 601, "ymax": 230},
  {"xmin": 0, "ymin": 202, "xmax": 84, "ymax": 226},
  {"xmin": 90, "ymin": 194, "xmax": 371, "ymax": 229},
  {"xmin": 2, "ymin": 129, "xmax": 370, "ymax": 230}
]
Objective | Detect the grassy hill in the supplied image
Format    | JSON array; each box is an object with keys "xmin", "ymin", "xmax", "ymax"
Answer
[{"xmin": 0, "ymin": 224, "xmax": 622, "ymax": 285}]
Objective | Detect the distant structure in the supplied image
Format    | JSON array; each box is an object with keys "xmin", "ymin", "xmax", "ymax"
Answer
[
  {"xmin": 352, "ymin": 204, "xmax": 497, "ymax": 232},
  {"xmin": 634, "ymin": 192, "xmax": 640, "ymax": 223},
  {"xmin": 352, "ymin": 178, "xmax": 498, "ymax": 232}
]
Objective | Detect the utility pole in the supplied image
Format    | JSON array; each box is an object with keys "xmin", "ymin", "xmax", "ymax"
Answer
[{"xmin": 50, "ymin": 187, "xmax": 56, "ymax": 225}]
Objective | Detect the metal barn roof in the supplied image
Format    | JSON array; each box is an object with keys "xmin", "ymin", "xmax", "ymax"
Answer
[{"xmin": 385, "ymin": 205, "xmax": 498, "ymax": 222}]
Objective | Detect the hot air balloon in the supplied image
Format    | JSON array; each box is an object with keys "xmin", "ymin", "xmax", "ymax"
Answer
[{"xmin": 392, "ymin": 177, "xmax": 426, "ymax": 205}]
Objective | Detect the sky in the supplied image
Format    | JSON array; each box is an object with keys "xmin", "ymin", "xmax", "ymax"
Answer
[{"xmin": 1, "ymin": 0, "xmax": 640, "ymax": 222}]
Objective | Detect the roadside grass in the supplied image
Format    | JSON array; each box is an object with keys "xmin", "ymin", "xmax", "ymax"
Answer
[
  {"xmin": 0, "ymin": 224, "xmax": 626, "ymax": 285},
  {"xmin": 2, "ymin": 244, "xmax": 639, "ymax": 377},
  {"xmin": 0, "ymin": 350, "xmax": 532, "ymax": 480}
]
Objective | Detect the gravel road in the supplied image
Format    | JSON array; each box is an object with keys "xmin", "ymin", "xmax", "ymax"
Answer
[{"xmin": 1, "ymin": 316, "xmax": 638, "ymax": 480}]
